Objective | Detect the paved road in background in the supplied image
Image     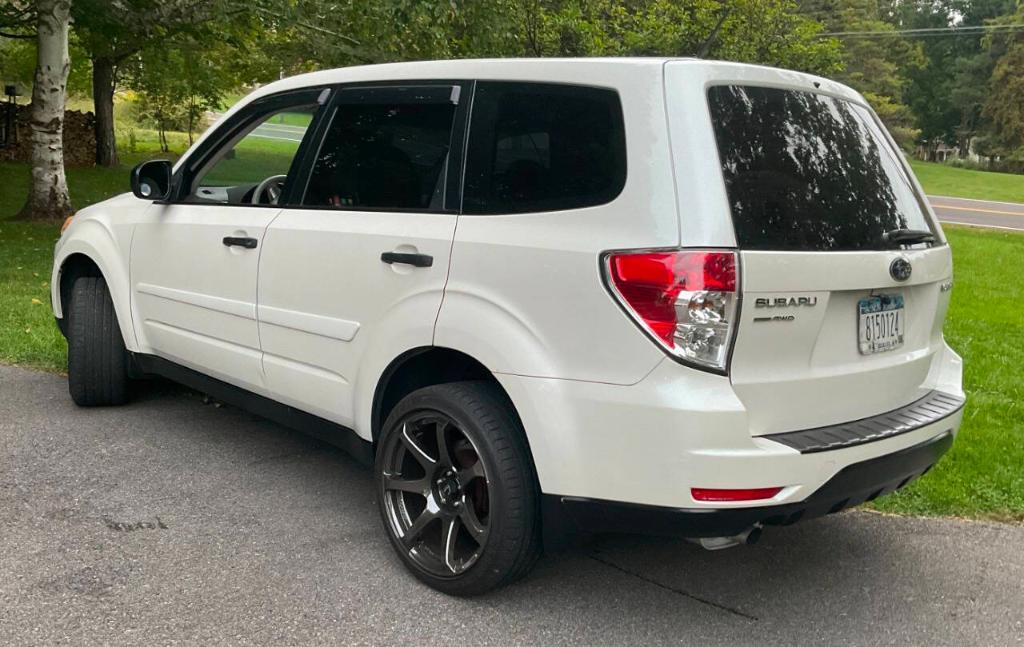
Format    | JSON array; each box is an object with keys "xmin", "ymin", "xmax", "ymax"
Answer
[
  {"xmin": 929, "ymin": 195, "xmax": 1024, "ymax": 231},
  {"xmin": 250, "ymin": 120, "xmax": 306, "ymax": 143},
  {"xmin": 2, "ymin": 364, "xmax": 1023, "ymax": 646}
]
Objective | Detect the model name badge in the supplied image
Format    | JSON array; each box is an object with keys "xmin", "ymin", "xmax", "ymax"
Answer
[{"xmin": 754, "ymin": 296, "xmax": 818, "ymax": 308}]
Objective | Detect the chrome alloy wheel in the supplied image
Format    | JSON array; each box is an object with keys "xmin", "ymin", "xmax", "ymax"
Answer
[{"xmin": 379, "ymin": 413, "xmax": 490, "ymax": 577}]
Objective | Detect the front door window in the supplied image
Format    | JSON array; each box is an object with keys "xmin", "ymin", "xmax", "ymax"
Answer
[{"xmin": 189, "ymin": 105, "xmax": 318, "ymax": 206}]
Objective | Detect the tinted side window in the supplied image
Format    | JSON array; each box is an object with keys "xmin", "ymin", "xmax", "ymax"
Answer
[
  {"xmin": 303, "ymin": 95, "xmax": 456, "ymax": 211},
  {"xmin": 463, "ymin": 82, "xmax": 626, "ymax": 214}
]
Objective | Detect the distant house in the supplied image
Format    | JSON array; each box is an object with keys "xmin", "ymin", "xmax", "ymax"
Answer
[
  {"xmin": 915, "ymin": 137, "xmax": 1001, "ymax": 166},
  {"xmin": 916, "ymin": 141, "xmax": 959, "ymax": 162}
]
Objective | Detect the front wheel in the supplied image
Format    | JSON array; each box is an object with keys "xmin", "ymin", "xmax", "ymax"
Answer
[
  {"xmin": 375, "ymin": 381, "xmax": 541, "ymax": 596},
  {"xmin": 66, "ymin": 276, "xmax": 130, "ymax": 406}
]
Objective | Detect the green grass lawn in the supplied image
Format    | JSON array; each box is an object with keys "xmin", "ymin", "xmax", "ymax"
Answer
[
  {"xmin": 1, "ymin": 161, "xmax": 135, "ymax": 219},
  {"xmin": 267, "ymin": 110, "xmax": 313, "ymax": 128},
  {"xmin": 0, "ymin": 221, "xmax": 65, "ymax": 372},
  {"xmin": 0, "ymin": 127, "xmax": 187, "ymax": 220},
  {"xmin": 911, "ymin": 160, "xmax": 1024, "ymax": 203},
  {"xmin": 201, "ymin": 136, "xmax": 303, "ymax": 187},
  {"xmin": 871, "ymin": 225, "xmax": 1024, "ymax": 522}
]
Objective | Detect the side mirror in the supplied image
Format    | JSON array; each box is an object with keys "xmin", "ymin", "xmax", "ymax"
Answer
[{"xmin": 131, "ymin": 160, "xmax": 173, "ymax": 201}]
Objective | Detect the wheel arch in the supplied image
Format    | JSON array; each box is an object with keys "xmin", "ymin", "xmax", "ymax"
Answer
[
  {"xmin": 53, "ymin": 238, "xmax": 138, "ymax": 351},
  {"xmin": 56, "ymin": 254, "xmax": 102, "ymax": 336},
  {"xmin": 370, "ymin": 347, "xmax": 522, "ymax": 445}
]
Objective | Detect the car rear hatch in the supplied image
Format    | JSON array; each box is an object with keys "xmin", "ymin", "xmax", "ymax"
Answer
[{"xmin": 666, "ymin": 64, "xmax": 954, "ymax": 436}]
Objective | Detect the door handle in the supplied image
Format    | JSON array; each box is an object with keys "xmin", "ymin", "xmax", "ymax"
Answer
[
  {"xmin": 381, "ymin": 252, "xmax": 433, "ymax": 268},
  {"xmin": 223, "ymin": 236, "xmax": 258, "ymax": 249}
]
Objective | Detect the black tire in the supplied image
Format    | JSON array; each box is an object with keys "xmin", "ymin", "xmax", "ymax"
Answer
[
  {"xmin": 375, "ymin": 381, "xmax": 541, "ymax": 596},
  {"xmin": 67, "ymin": 276, "xmax": 130, "ymax": 406}
]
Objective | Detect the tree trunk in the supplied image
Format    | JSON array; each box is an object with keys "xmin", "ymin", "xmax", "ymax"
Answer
[
  {"xmin": 522, "ymin": 0, "xmax": 541, "ymax": 56},
  {"xmin": 18, "ymin": 0, "xmax": 73, "ymax": 221},
  {"xmin": 957, "ymin": 135, "xmax": 970, "ymax": 159},
  {"xmin": 92, "ymin": 55, "xmax": 119, "ymax": 167},
  {"xmin": 187, "ymin": 94, "xmax": 196, "ymax": 145}
]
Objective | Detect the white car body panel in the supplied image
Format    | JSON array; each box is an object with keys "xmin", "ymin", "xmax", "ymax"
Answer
[
  {"xmin": 436, "ymin": 61, "xmax": 675, "ymax": 385},
  {"xmin": 500, "ymin": 342, "xmax": 962, "ymax": 508},
  {"xmin": 130, "ymin": 203, "xmax": 280, "ymax": 392},
  {"xmin": 51, "ymin": 193, "xmax": 141, "ymax": 351},
  {"xmin": 52, "ymin": 58, "xmax": 965, "ymax": 516},
  {"xmin": 732, "ymin": 248, "xmax": 953, "ymax": 434},
  {"xmin": 257, "ymin": 209, "xmax": 457, "ymax": 429}
]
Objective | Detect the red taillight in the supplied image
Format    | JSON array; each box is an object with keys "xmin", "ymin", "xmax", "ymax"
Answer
[
  {"xmin": 607, "ymin": 253, "xmax": 683, "ymax": 346},
  {"xmin": 691, "ymin": 487, "xmax": 782, "ymax": 502},
  {"xmin": 605, "ymin": 250, "xmax": 738, "ymax": 371}
]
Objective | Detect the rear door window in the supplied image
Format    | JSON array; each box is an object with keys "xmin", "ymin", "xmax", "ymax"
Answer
[
  {"xmin": 463, "ymin": 82, "xmax": 626, "ymax": 214},
  {"xmin": 706, "ymin": 85, "xmax": 934, "ymax": 251},
  {"xmin": 302, "ymin": 86, "xmax": 458, "ymax": 211}
]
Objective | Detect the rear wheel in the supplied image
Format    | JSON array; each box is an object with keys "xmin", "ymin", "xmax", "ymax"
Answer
[
  {"xmin": 375, "ymin": 381, "xmax": 541, "ymax": 596},
  {"xmin": 67, "ymin": 276, "xmax": 130, "ymax": 406}
]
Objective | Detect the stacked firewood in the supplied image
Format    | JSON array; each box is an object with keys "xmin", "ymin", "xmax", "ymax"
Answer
[{"xmin": 1, "ymin": 103, "xmax": 97, "ymax": 167}]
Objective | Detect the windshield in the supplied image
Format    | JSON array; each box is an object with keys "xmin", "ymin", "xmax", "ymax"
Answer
[{"xmin": 706, "ymin": 85, "xmax": 934, "ymax": 251}]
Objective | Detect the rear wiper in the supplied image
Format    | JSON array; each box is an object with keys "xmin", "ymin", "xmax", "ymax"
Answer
[{"xmin": 882, "ymin": 229, "xmax": 935, "ymax": 246}]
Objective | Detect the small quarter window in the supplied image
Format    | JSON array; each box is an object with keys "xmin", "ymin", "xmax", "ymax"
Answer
[{"xmin": 463, "ymin": 82, "xmax": 626, "ymax": 215}]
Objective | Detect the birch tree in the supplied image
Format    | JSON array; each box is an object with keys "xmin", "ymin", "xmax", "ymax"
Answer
[{"xmin": 18, "ymin": 0, "xmax": 73, "ymax": 221}]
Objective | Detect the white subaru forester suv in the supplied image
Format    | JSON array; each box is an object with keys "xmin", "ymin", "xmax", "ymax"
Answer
[{"xmin": 52, "ymin": 58, "xmax": 965, "ymax": 596}]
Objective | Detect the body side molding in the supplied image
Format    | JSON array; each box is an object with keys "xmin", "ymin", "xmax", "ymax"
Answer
[{"xmin": 136, "ymin": 282, "xmax": 256, "ymax": 320}]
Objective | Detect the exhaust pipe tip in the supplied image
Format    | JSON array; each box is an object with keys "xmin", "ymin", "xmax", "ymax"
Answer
[
  {"xmin": 689, "ymin": 524, "xmax": 763, "ymax": 551},
  {"xmin": 745, "ymin": 525, "xmax": 763, "ymax": 545}
]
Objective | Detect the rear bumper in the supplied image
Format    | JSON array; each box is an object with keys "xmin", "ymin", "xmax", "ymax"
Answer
[
  {"xmin": 497, "ymin": 342, "xmax": 964, "ymax": 511},
  {"xmin": 761, "ymin": 389, "xmax": 964, "ymax": 453},
  {"xmin": 548, "ymin": 430, "xmax": 953, "ymax": 539}
]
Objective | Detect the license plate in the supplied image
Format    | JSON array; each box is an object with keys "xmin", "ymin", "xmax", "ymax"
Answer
[{"xmin": 858, "ymin": 294, "xmax": 905, "ymax": 355}]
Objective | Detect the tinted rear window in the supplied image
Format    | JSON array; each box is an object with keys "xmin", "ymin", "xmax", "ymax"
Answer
[
  {"xmin": 707, "ymin": 85, "xmax": 933, "ymax": 251},
  {"xmin": 463, "ymin": 82, "xmax": 626, "ymax": 214}
]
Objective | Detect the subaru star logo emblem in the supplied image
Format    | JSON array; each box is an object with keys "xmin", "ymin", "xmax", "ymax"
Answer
[{"xmin": 890, "ymin": 257, "xmax": 912, "ymax": 282}]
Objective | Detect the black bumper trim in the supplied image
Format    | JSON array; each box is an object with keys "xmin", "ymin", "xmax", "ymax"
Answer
[
  {"xmin": 547, "ymin": 430, "xmax": 953, "ymax": 540},
  {"xmin": 762, "ymin": 390, "xmax": 965, "ymax": 453}
]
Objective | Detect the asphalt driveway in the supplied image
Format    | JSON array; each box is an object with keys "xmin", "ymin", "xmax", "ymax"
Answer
[{"xmin": 1, "ymin": 365, "xmax": 1022, "ymax": 646}]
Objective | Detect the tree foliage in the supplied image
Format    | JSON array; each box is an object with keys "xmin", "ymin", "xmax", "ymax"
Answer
[
  {"xmin": 8, "ymin": 0, "xmax": 1024, "ymax": 174},
  {"xmin": 517, "ymin": 0, "xmax": 841, "ymax": 73},
  {"xmin": 127, "ymin": 36, "xmax": 236, "ymax": 149},
  {"xmin": 801, "ymin": 0, "xmax": 925, "ymax": 149},
  {"xmin": 0, "ymin": 1, "xmax": 34, "ymax": 40},
  {"xmin": 70, "ymin": 0, "xmax": 258, "ymax": 165},
  {"xmin": 892, "ymin": 0, "xmax": 1018, "ymax": 157},
  {"xmin": 982, "ymin": 3, "xmax": 1024, "ymax": 161}
]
